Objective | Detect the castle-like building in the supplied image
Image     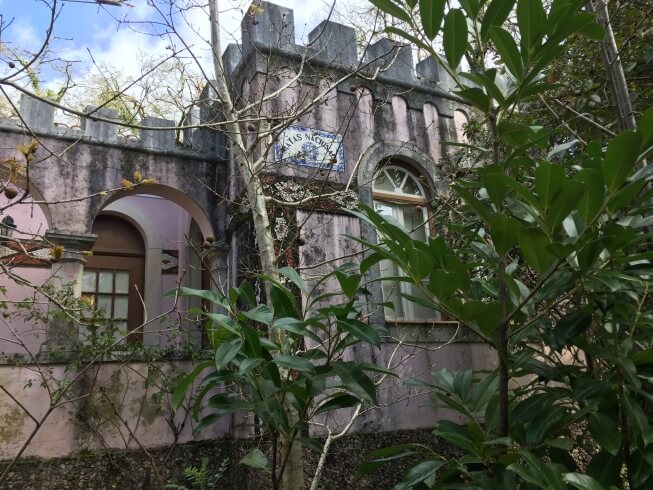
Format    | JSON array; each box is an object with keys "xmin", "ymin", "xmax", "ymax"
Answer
[{"xmin": 0, "ymin": 2, "xmax": 493, "ymax": 486}]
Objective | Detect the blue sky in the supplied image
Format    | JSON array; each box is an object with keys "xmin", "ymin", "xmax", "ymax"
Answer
[{"xmin": 1, "ymin": 0, "xmax": 346, "ymax": 83}]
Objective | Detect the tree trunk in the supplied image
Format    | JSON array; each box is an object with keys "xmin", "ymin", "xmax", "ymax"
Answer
[
  {"xmin": 208, "ymin": 3, "xmax": 304, "ymax": 489},
  {"xmin": 591, "ymin": 0, "xmax": 637, "ymax": 131}
]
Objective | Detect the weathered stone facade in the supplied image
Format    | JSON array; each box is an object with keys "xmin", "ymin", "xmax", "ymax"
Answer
[{"xmin": 0, "ymin": 1, "xmax": 495, "ymax": 486}]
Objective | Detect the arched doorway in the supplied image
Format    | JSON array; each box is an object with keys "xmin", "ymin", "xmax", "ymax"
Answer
[{"xmin": 81, "ymin": 215, "xmax": 145, "ymax": 341}]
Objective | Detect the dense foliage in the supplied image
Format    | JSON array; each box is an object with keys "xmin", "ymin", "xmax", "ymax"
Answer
[
  {"xmin": 171, "ymin": 266, "xmax": 392, "ymax": 490},
  {"xmin": 358, "ymin": 0, "xmax": 653, "ymax": 488}
]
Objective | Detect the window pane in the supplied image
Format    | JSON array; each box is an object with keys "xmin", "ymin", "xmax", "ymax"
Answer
[
  {"xmin": 82, "ymin": 271, "xmax": 96, "ymax": 292},
  {"xmin": 98, "ymin": 271, "xmax": 113, "ymax": 293},
  {"xmin": 408, "ymin": 283, "xmax": 438, "ymax": 320},
  {"xmin": 379, "ymin": 260, "xmax": 404, "ymax": 319},
  {"xmin": 114, "ymin": 296, "xmax": 128, "ymax": 319},
  {"xmin": 387, "ymin": 168, "xmax": 405, "ymax": 188},
  {"xmin": 374, "ymin": 202, "xmax": 395, "ymax": 219},
  {"xmin": 115, "ymin": 272, "xmax": 129, "ymax": 294},
  {"xmin": 402, "ymin": 206, "xmax": 428, "ymax": 241},
  {"xmin": 373, "ymin": 172, "xmax": 394, "ymax": 192},
  {"xmin": 402, "ymin": 175, "xmax": 423, "ymax": 196},
  {"xmin": 97, "ymin": 295, "xmax": 112, "ymax": 316}
]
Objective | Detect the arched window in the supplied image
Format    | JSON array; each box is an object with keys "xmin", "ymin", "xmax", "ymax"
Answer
[
  {"xmin": 81, "ymin": 215, "xmax": 145, "ymax": 342},
  {"xmin": 373, "ymin": 164, "xmax": 436, "ymax": 321}
]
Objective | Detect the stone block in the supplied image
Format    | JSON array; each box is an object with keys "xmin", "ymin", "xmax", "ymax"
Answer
[
  {"xmin": 81, "ymin": 106, "xmax": 119, "ymax": 143},
  {"xmin": 364, "ymin": 38, "xmax": 414, "ymax": 82},
  {"xmin": 242, "ymin": 1, "xmax": 295, "ymax": 55},
  {"xmin": 140, "ymin": 116, "xmax": 176, "ymax": 151},
  {"xmin": 416, "ymin": 56, "xmax": 440, "ymax": 84},
  {"xmin": 19, "ymin": 93, "xmax": 55, "ymax": 132},
  {"xmin": 199, "ymin": 82, "xmax": 220, "ymax": 125},
  {"xmin": 222, "ymin": 43, "xmax": 242, "ymax": 78},
  {"xmin": 308, "ymin": 21, "xmax": 357, "ymax": 67},
  {"xmin": 182, "ymin": 107, "xmax": 200, "ymax": 148}
]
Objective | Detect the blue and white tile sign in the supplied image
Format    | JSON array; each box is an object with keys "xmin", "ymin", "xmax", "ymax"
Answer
[{"xmin": 274, "ymin": 126, "xmax": 345, "ymax": 172}]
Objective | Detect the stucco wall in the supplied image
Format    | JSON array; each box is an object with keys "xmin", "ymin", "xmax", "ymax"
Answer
[{"xmin": 0, "ymin": 360, "xmax": 228, "ymax": 461}]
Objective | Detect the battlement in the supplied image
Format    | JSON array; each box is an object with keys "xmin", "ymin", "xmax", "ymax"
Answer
[
  {"xmin": 6, "ymin": 92, "xmax": 225, "ymax": 158},
  {"xmin": 223, "ymin": 1, "xmax": 456, "ymax": 94}
]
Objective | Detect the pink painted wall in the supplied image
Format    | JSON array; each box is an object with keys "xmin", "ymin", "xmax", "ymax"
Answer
[
  {"xmin": 0, "ymin": 194, "xmax": 52, "ymax": 355},
  {"xmin": 0, "ymin": 361, "xmax": 229, "ymax": 460}
]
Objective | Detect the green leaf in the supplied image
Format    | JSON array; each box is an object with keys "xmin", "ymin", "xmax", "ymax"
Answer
[
  {"xmin": 273, "ymin": 317, "xmax": 322, "ymax": 343},
  {"xmin": 607, "ymin": 178, "xmax": 645, "ymax": 213},
  {"xmin": 315, "ymin": 394, "xmax": 361, "ymax": 414},
  {"xmin": 443, "ymin": 9, "xmax": 468, "ymax": 68},
  {"xmin": 337, "ymin": 318, "xmax": 382, "ymax": 346},
  {"xmin": 461, "ymin": 70, "xmax": 506, "ymax": 106},
  {"xmin": 588, "ymin": 413, "xmax": 622, "ymax": 456},
  {"xmin": 384, "ymin": 26, "xmax": 435, "ymax": 55},
  {"xmin": 517, "ymin": 0, "xmax": 546, "ymax": 55},
  {"xmin": 419, "ymin": 0, "xmax": 446, "ymax": 40},
  {"xmin": 459, "ymin": 0, "xmax": 481, "ymax": 18},
  {"xmin": 455, "ymin": 88, "xmax": 491, "ymax": 112},
  {"xmin": 274, "ymin": 354, "xmax": 315, "ymax": 374},
  {"xmin": 242, "ymin": 305, "xmax": 273, "ymax": 326},
  {"xmin": 394, "ymin": 459, "xmax": 445, "ymax": 490},
  {"xmin": 407, "ymin": 247, "xmax": 434, "ymax": 281},
  {"xmin": 576, "ymin": 168, "xmax": 605, "ymax": 221},
  {"xmin": 193, "ymin": 413, "xmax": 223, "ymax": 433},
  {"xmin": 278, "ymin": 266, "xmax": 308, "ymax": 293},
  {"xmin": 578, "ymin": 22, "xmax": 605, "ymax": 40},
  {"xmin": 205, "ymin": 312, "xmax": 240, "ymax": 334},
  {"xmin": 171, "ymin": 361, "xmax": 212, "ymax": 410},
  {"xmin": 335, "ymin": 270, "xmax": 361, "ymax": 299},
  {"xmin": 333, "ymin": 362, "xmax": 377, "ymax": 404},
  {"xmin": 370, "ymin": 0, "xmax": 411, "ymax": 23},
  {"xmin": 640, "ymin": 106, "xmax": 653, "ymax": 149},
  {"xmin": 603, "ymin": 131, "xmax": 642, "ymax": 192},
  {"xmin": 490, "ymin": 214, "xmax": 519, "ymax": 255},
  {"xmin": 239, "ymin": 358, "xmax": 264, "ymax": 375},
  {"xmin": 498, "ymin": 121, "xmax": 532, "ymax": 147},
  {"xmin": 270, "ymin": 282, "xmax": 299, "ymax": 317},
  {"xmin": 359, "ymin": 445, "xmax": 418, "ymax": 475},
  {"xmin": 518, "ymin": 228, "xmax": 553, "ymax": 275},
  {"xmin": 490, "ymin": 26, "xmax": 523, "ymax": 78},
  {"xmin": 507, "ymin": 451, "xmax": 565, "ymax": 489},
  {"xmin": 240, "ymin": 448, "xmax": 270, "ymax": 471},
  {"xmin": 536, "ymin": 162, "xmax": 564, "ymax": 210},
  {"xmin": 553, "ymin": 307, "xmax": 592, "ymax": 349},
  {"xmin": 622, "ymin": 391, "xmax": 651, "ymax": 442},
  {"xmin": 297, "ymin": 437, "xmax": 324, "ymax": 453},
  {"xmin": 549, "ymin": 180, "xmax": 586, "ymax": 230},
  {"xmin": 586, "ymin": 451, "xmax": 621, "ymax": 487},
  {"xmin": 165, "ymin": 287, "xmax": 227, "ymax": 308},
  {"xmin": 215, "ymin": 339, "xmax": 243, "ymax": 371},
  {"xmin": 461, "ymin": 300, "xmax": 502, "ymax": 338},
  {"xmin": 453, "ymin": 185, "xmax": 494, "ymax": 225},
  {"xmin": 562, "ymin": 473, "xmax": 607, "ymax": 490},
  {"xmin": 481, "ymin": 0, "xmax": 516, "ymax": 41}
]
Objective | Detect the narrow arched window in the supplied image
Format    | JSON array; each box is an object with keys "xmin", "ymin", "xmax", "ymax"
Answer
[{"xmin": 373, "ymin": 164, "xmax": 436, "ymax": 322}]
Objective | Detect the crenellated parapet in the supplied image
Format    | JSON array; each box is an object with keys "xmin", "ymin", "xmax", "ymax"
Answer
[
  {"xmin": 223, "ymin": 1, "xmax": 458, "ymax": 112},
  {"xmin": 3, "ymin": 93, "xmax": 226, "ymax": 159}
]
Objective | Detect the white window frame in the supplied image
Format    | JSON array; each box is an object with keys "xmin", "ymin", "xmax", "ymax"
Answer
[{"xmin": 372, "ymin": 165, "xmax": 436, "ymax": 322}]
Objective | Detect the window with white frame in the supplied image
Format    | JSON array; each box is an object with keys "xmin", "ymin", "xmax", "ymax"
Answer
[{"xmin": 373, "ymin": 165, "xmax": 438, "ymax": 321}]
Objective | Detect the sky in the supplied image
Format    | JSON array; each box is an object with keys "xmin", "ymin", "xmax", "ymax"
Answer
[{"xmin": 0, "ymin": 0, "xmax": 363, "ymax": 91}]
